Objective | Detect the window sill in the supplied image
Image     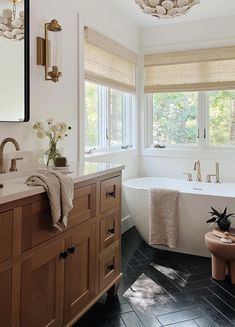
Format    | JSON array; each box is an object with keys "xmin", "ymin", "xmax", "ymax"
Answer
[
  {"xmin": 85, "ymin": 147, "xmax": 137, "ymax": 159},
  {"xmin": 142, "ymin": 147, "xmax": 235, "ymax": 160}
]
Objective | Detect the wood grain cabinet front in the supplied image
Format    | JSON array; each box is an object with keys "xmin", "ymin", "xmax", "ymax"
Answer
[
  {"xmin": 20, "ymin": 241, "xmax": 65, "ymax": 327},
  {"xmin": 0, "ymin": 268, "xmax": 12, "ymax": 327},
  {"xmin": 0, "ymin": 210, "xmax": 13, "ymax": 264},
  {"xmin": 21, "ymin": 185, "xmax": 96, "ymax": 252},
  {"xmin": 99, "ymin": 211, "xmax": 120, "ymax": 252},
  {"xmin": 68, "ymin": 184, "xmax": 96, "ymax": 229},
  {"xmin": 64, "ymin": 224, "xmax": 96, "ymax": 324},
  {"xmin": 100, "ymin": 177, "xmax": 121, "ymax": 213},
  {"xmin": 99, "ymin": 244, "xmax": 120, "ymax": 291}
]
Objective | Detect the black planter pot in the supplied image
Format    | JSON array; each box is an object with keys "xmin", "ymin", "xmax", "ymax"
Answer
[{"xmin": 217, "ymin": 219, "xmax": 231, "ymax": 232}]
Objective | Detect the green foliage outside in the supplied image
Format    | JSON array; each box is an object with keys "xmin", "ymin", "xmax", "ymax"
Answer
[
  {"xmin": 85, "ymin": 83, "xmax": 98, "ymax": 148},
  {"xmin": 153, "ymin": 92, "xmax": 197, "ymax": 145},
  {"xmin": 209, "ymin": 90, "xmax": 235, "ymax": 145},
  {"xmin": 153, "ymin": 90, "xmax": 235, "ymax": 146}
]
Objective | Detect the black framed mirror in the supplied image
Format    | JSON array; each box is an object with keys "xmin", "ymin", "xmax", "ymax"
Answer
[{"xmin": 0, "ymin": 0, "xmax": 29, "ymax": 122}]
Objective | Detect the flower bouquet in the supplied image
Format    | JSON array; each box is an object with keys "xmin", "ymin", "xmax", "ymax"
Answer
[{"xmin": 33, "ymin": 119, "xmax": 71, "ymax": 167}]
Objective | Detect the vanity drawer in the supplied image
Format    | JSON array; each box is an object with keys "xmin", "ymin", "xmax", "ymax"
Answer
[
  {"xmin": 100, "ymin": 177, "xmax": 121, "ymax": 213},
  {"xmin": 21, "ymin": 185, "xmax": 96, "ymax": 252},
  {"xmin": 99, "ymin": 211, "xmax": 120, "ymax": 252},
  {"xmin": 99, "ymin": 244, "xmax": 120, "ymax": 291},
  {"xmin": 21, "ymin": 199, "xmax": 60, "ymax": 252},
  {"xmin": 0, "ymin": 210, "xmax": 13, "ymax": 264},
  {"xmin": 68, "ymin": 184, "xmax": 96, "ymax": 228}
]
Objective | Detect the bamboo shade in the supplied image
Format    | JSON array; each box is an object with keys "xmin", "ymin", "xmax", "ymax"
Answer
[
  {"xmin": 84, "ymin": 27, "xmax": 137, "ymax": 93},
  {"xmin": 144, "ymin": 47, "xmax": 235, "ymax": 93}
]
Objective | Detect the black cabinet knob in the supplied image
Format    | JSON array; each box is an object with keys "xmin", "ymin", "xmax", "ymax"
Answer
[
  {"xmin": 108, "ymin": 264, "xmax": 114, "ymax": 271},
  {"xmin": 106, "ymin": 191, "xmax": 115, "ymax": 198},
  {"xmin": 59, "ymin": 251, "xmax": 68, "ymax": 259},
  {"xmin": 68, "ymin": 247, "xmax": 76, "ymax": 254},
  {"xmin": 108, "ymin": 228, "xmax": 115, "ymax": 234}
]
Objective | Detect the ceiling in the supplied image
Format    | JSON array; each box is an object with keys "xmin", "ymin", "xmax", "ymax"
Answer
[{"xmin": 103, "ymin": 0, "xmax": 235, "ymax": 27}]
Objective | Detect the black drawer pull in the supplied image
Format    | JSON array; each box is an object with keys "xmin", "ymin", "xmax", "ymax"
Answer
[
  {"xmin": 108, "ymin": 228, "xmax": 115, "ymax": 234},
  {"xmin": 67, "ymin": 247, "xmax": 76, "ymax": 254},
  {"xmin": 59, "ymin": 251, "xmax": 68, "ymax": 260},
  {"xmin": 106, "ymin": 191, "xmax": 115, "ymax": 198},
  {"xmin": 108, "ymin": 264, "xmax": 114, "ymax": 271}
]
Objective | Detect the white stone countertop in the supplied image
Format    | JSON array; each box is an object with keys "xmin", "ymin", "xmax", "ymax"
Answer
[{"xmin": 0, "ymin": 162, "xmax": 125, "ymax": 205}]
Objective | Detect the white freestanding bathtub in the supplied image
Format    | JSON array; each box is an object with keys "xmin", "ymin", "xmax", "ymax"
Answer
[{"xmin": 123, "ymin": 177, "xmax": 235, "ymax": 257}]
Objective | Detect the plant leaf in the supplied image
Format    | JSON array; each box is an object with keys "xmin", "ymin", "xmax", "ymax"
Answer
[
  {"xmin": 210, "ymin": 207, "xmax": 221, "ymax": 217},
  {"xmin": 207, "ymin": 217, "xmax": 217, "ymax": 223},
  {"xmin": 226, "ymin": 213, "xmax": 235, "ymax": 219}
]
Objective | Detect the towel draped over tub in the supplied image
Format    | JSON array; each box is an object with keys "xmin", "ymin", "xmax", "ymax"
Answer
[{"xmin": 149, "ymin": 188, "xmax": 179, "ymax": 248}]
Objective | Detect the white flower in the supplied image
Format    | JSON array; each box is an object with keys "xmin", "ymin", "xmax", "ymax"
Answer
[
  {"xmin": 57, "ymin": 133, "xmax": 65, "ymax": 141},
  {"xmin": 59, "ymin": 122, "xmax": 67, "ymax": 132},
  {"xmin": 37, "ymin": 131, "xmax": 46, "ymax": 139},
  {"xmin": 46, "ymin": 118, "xmax": 54, "ymax": 124},
  {"xmin": 33, "ymin": 121, "xmax": 44, "ymax": 129},
  {"xmin": 51, "ymin": 123, "xmax": 60, "ymax": 133}
]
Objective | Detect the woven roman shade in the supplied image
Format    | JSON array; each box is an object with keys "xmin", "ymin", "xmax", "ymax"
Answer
[
  {"xmin": 144, "ymin": 47, "xmax": 235, "ymax": 93},
  {"xmin": 84, "ymin": 27, "xmax": 137, "ymax": 93}
]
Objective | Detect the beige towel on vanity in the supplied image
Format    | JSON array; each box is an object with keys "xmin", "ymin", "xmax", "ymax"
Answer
[
  {"xmin": 149, "ymin": 188, "xmax": 179, "ymax": 248},
  {"xmin": 26, "ymin": 170, "xmax": 74, "ymax": 231}
]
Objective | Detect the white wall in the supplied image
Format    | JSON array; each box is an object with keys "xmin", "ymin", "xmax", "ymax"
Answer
[
  {"xmin": 139, "ymin": 15, "xmax": 235, "ymax": 183},
  {"xmin": 140, "ymin": 15, "xmax": 235, "ymax": 52},
  {"xmin": 0, "ymin": 0, "xmax": 139, "ymax": 162}
]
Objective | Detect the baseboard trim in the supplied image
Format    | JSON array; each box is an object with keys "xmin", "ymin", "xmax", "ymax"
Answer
[{"xmin": 121, "ymin": 215, "xmax": 134, "ymax": 234}]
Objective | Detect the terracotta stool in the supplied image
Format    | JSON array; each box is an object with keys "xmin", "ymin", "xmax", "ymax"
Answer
[{"xmin": 205, "ymin": 231, "xmax": 235, "ymax": 284}]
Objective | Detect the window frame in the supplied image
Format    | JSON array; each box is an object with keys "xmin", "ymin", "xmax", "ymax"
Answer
[
  {"xmin": 144, "ymin": 90, "xmax": 235, "ymax": 154},
  {"xmin": 85, "ymin": 81, "xmax": 135, "ymax": 154}
]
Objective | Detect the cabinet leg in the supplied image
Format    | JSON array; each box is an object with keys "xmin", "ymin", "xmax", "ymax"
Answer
[{"xmin": 107, "ymin": 282, "xmax": 120, "ymax": 298}]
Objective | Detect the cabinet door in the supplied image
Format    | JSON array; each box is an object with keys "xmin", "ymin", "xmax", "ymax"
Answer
[
  {"xmin": 64, "ymin": 224, "xmax": 96, "ymax": 324},
  {"xmin": 0, "ymin": 210, "xmax": 13, "ymax": 264},
  {"xmin": 0, "ymin": 268, "xmax": 12, "ymax": 327},
  {"xmin": 21, "ymin": 241, "xmax": 65, "ymax": 327}
]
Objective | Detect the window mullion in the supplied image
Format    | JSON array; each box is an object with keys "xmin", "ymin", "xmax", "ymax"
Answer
[
  {"xmin": 107, "ymin": 88, "xmax": 111, "ymax": 151},
  {"xmin": 198, "ymin": 91, "xmax": 208, "ymax": 149},
  {"xmin": 145, "ymin": 94, "xmax": 153, "ymax": 147}
]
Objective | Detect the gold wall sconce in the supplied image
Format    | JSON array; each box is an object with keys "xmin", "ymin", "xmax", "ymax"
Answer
[{"xmin": 37, "ymin": 19, "xmax": 62, "ymax": 83}]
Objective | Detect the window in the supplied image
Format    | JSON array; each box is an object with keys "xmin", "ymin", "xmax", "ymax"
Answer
[
  {"xmin": 152, "ymin": 92, "xmax": 198, "ymax": 146},
  {"xmin": 208, "ymin": 90, "xmax": 235, "ymax": 146},
  {"xmin": 85, "ymin": 81, "xmax": 134, "ymax": 153},
  {"xmin": 144, "ymin": 46, "xmax": 235, "ymax": 151},
  {"xmin": 146, "ymin": 90, "xmax": 235, "ymax": 149}
]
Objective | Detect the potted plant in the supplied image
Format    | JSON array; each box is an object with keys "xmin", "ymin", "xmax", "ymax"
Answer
[{"xmin": 206, "ymin": 207, "xmax": 235, "ymax": 232}]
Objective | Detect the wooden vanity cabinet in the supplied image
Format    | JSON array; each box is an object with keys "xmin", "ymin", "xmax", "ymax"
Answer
[
  {"xmin": 21, "ymin": 241, "xmax": 65, "ymax": 327},
  {"xmin": 0, "ymin": 171, "xmax": 122, "ymax": 327},
  {"xmin": 0, "ymin": 268, "xmax": 12, "ymax": 327},
  {"xmin": 64, "ymin": 224, "xmax": 96, "ymax": 324}
]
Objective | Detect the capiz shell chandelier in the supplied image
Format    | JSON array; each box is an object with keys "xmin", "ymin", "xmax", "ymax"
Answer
[
  {"xmin": 0, "ymin": 0, "xmax": 24, "ymax": 40},
  {"xmin": 135, "ymin": 0, "xmax": 200, "ymax": 18}
]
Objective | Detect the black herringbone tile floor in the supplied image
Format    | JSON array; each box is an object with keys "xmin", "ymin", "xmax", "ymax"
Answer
[{"xmin": 75, "ymin": 227, "xmax": 235, "ymax": 327}]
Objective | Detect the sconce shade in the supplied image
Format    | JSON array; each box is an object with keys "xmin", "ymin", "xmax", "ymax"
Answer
[{"xmin": 37, "ymin": 19, "xmax": 62, "ymax": 83}]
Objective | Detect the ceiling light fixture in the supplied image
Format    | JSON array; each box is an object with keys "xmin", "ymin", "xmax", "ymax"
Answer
[
  {"xmin": 0, "ymin": 0, "xmax": 24, "ymax": 40},
  {"xmin": 135, "ymin": 0, "xmax": 200, "ymax": 19}
]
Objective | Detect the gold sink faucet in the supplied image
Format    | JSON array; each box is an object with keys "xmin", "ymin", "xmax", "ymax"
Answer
[
  {"xmin": 0, "ymin": 138, "xmax": 23, "ymax": 173},
  {"xmin": 194, "ymin": 160, "xmax": 202, "ymax": 182}
]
